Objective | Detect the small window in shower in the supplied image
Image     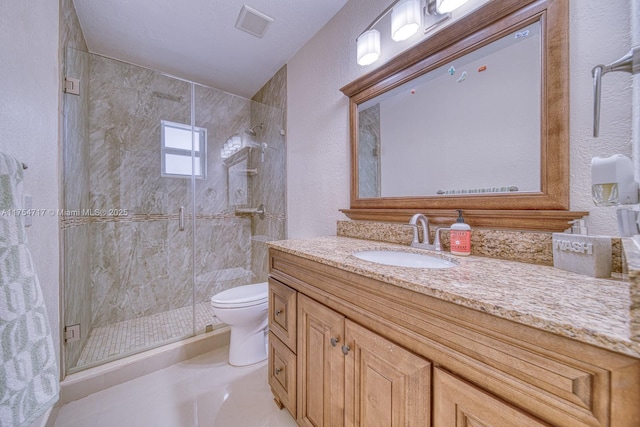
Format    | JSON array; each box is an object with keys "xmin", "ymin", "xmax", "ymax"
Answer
[{"xmin": 161, "ymin": 120, "xmax": 207, "ymax": 179}]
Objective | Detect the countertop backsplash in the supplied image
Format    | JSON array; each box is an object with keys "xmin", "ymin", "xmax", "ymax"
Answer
[
  {"xmin": 337, "ymin": 220, "xmax": 623, "ymax": 273},
  {"xmin": 622, "ymin": 237, "xmax": 640, "ymax": 341}
]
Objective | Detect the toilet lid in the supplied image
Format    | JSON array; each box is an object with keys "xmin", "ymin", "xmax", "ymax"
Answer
[{"xmin": 211, "ymin": 282, "xmax": 268, "ymax": 308}]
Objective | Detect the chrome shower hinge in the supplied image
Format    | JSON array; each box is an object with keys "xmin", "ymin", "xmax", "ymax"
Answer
[
  {"xmin": 64, "ymin": 324, "xmax": 81, "ymax": 343},
  {"xmin": 64, "ymin": 77, "xmax": 80, "ymax": 95}
]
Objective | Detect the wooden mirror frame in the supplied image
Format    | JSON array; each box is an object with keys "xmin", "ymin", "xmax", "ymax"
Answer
[{"xmin": 340, "ymin": 0, "xmax": 586, "ymax": 231}]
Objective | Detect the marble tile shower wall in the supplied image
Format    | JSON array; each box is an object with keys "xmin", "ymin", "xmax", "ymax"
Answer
[
  {"xmin": 83, "ymin": 55, "xmax": 284, "ymax": 328},
  {"xmin": 248, "ymin": 66, "xmax": 287, "ymax": 282},
  {"xmin": 193, "ymin": 82, "xmax": 252, "ymax": 303},
  {"xmin": 89, "ymin": 55, "xmax": 192, "ymax": 328}
]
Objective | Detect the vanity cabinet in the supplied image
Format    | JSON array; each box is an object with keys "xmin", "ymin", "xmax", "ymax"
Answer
[
  {"xmin": 297, "ymin": 294, "xmax": 431, "ymax": 426},
  {"xmin": 268, "ymin": 278, "xmax": 298, "ymax": 418},
  {"xmin": 268, "ymin": 248, "xmax": 640, "ymax": 427}
]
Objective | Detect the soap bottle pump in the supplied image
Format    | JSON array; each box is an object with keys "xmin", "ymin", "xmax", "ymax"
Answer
[
  {"xmin": 450, "ymin": 210, "xmax": 471, "ymax": 256},
  {"xmin": 568, "ymin": 219, "xmax": 588, "ymax": 235}
]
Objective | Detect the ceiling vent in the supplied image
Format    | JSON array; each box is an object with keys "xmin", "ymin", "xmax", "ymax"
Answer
[{"xmin": 235, "ymin": 5, "xmax": 274, "ymax": 38}]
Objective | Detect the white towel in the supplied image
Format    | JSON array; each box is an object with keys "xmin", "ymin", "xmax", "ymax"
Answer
[{"xmin": 0, "ymin": 153, "xmax": 59, "ymax": 427}]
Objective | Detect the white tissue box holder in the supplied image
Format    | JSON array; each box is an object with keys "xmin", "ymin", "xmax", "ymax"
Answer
[{"xmin": 552, "ymin": 233, "xmax": 612, "ymax": 278}]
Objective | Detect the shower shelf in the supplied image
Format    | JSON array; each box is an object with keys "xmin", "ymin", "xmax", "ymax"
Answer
[
  {"xmin": 223, "ymin": 147, "xmax": 250, "ymax": 166},
  {"xmin": 231, "ymin": 168, "xmax": 257, "ymax": 176},
  {"xmin": 235, "ymin": 204, "xmax": 265, "ymax": 219}
]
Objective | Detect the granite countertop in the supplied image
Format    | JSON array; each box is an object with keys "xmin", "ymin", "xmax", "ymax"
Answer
[{"xmin": 268, "ymin": 235, "xmax": 640, "ymax": 359}]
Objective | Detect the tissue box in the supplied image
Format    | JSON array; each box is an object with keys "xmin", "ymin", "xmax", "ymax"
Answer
[{"xmin": 552, "ymin": 233, "xmax": 612, "ymax": 278}]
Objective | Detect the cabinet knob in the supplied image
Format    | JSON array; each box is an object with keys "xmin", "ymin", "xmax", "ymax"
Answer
[
  {"xmin": 330, "ymin": 337, "xmax": 340, "ymax": 347},
  {"xmin": 275, "ymin": 367, "xmax": 282, "ymax": 375},
  {"xmin": 341, "ymin": 344, "xmax": 350, "ymax": 355},
  {"xmin": 275, "ymin": 309, "xmax": 282, "ymax": 316}
]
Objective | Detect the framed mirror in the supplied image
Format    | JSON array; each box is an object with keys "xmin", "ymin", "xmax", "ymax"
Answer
[{"xmin": 340, "ymin": 0, "xmax": 586, "ymax": 231}]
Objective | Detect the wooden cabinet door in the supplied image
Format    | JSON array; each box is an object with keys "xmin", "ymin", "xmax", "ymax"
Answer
[
  {"xmin": 344, "ymin": 320, "xmax": 431, "ymax": 427},
  {"xmin": 433, "ymin": 368, "xmax": 551, "ymax": 427},
  {"xmin": 268, "ymin": 332, "xmax": 297, "ymax": 418},
  {"xmin": 269, "ymin": 278, "xmax": 297, "ymax": 351},
  {"xmin": 298, "ymin": 294, "xmax": 345, "ymax": 427}
]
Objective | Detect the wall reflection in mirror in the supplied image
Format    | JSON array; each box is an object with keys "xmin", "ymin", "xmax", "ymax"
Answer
[{"xmin": 357, "ymin": 21, "xmax": 541, "ymax": 199}]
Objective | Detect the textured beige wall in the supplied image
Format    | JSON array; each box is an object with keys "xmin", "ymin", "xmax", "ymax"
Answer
[
  {"xmin": 0, "ymin": 0, "xmax": 61, "ymax": 385},
  {"xmin": 287, "ymin": 0, "xmax": 635, "ymax": 237},
  {"xmin": 569, "ymin": 0, "xmax": 633, "ymax": 235}
]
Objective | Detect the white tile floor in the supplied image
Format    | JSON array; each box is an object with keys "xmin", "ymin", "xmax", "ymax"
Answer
[{"xmin": 54, "ymin": 346, "xmax": 298, "ymax": 427}]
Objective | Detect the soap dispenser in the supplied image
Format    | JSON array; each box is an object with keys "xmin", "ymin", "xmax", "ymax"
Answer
[
  {"xmin": 450, "ymin": 210, "xmax": 471, "ymax": 256},
  {"xmin": 569, "ymin": 219, "xmax": 588, "ymax": 235}
]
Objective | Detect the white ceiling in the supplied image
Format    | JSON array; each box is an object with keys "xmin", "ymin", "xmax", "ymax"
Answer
[{"xmin": 72, "ymin": 0, "xmax": 350, "ymax": 98}]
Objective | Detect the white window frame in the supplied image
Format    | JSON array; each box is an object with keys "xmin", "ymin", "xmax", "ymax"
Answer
[{"xmin": 161, "ymin": 120, "xmax": 207, "ymax": 179}]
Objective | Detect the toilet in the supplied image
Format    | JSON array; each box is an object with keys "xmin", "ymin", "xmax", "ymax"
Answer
[{"xmin": 210, "ymin": 282, "xmax": 269, "ymax": 366}]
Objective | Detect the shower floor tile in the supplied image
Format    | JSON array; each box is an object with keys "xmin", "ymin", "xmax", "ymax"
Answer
[{"xmin": 76, "ymin": 302, "xmax": 223, "ymax": 368}]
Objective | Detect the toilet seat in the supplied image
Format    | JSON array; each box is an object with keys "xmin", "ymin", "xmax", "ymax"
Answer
[{"xmin": 210, "ymin": 282, "xmax": 268, "ymax": 309}]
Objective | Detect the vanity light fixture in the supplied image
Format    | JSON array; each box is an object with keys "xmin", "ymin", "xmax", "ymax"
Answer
[
  {"xmin": 356, "ymin": 0, "xmax": 468, "ymax": 66},
  {"xmin": 357, "ymin": 29, "xmax": 381, "ymax": 66},
  {"xmin": 391, "ymin": 0, "xmax": 422, "ymax": 41},
  {"xmin": 433, "ymin": 0, "xmax": 468, "ymax": 14},
  {"xmin": 424, "ymin": 0, "xmax": 468, "ymax": 33}
]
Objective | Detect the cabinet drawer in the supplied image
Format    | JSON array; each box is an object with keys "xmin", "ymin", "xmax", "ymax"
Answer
[
  {"xmin": 269, "ymin": 278, "xmax": 297, "ymax": 351},
  {"xmin": 268, "ymin": 332, "xmax": 297, "ymax": 418},
  {"xmin": 434, "ymin": 367, "xmax": 549, "ymax": 426},
  {"xmin": 423, "ymin": 311, "xmax": 606, "ymax": 424}
]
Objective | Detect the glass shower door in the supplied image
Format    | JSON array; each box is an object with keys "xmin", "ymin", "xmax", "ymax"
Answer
[
  {"xmin": 192, "ymin": 83, "xmax": 285, "ymax": 303},
  {"xmin": 62, "ymin": 48, "xmax": 199, "ymax": 374}
]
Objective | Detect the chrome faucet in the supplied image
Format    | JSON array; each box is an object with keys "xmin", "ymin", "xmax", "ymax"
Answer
[
  {"xmin": 409, "ymin": 213, "xmax": 447, "ymax": 251},
  {"xmin": 409, "ymin": 214, "xmax": 431, "ymax": 249}
]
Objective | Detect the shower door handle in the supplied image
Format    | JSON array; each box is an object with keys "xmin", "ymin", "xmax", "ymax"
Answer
[{"xmin": 179, "ymin": 206, "xmax": 184, "ymax": 231}]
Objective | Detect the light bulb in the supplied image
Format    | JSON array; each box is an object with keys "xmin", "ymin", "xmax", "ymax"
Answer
[
  {"xmin": 357, "ymin": 29, "xmax": 381, "ymax": 66},
  {"xmin": 436, "ymin": 0, "xmax": 468, "ymax": 14},
  {"xmin": 392, "ymin": 0, "xmax": 421, "ymax": 41}
]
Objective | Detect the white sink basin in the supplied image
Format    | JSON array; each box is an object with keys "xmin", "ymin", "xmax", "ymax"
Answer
[{"xmin": 352, "ymin": 250, "xmax": 457, "ymax": 269}]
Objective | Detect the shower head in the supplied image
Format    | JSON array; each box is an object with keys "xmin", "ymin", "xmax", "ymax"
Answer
[{"xmin": 245, "ymin": 123, "xmax": 263, "ymax": 136}]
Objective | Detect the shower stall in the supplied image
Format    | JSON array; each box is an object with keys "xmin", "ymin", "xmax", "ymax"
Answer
[{"xmin": 62, "ymin": 48, "xmax": 285, "ymax": 374}]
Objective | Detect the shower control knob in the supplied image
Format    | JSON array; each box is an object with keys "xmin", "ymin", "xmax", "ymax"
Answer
[{"xmin": 330, "ymin": 337, "xmax": 339, "ymax": 347}]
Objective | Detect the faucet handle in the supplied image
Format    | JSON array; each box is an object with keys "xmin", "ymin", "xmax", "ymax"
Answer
[{"xmin": 433, "ymin": 227, "xmax": 451, "ymax": 251}]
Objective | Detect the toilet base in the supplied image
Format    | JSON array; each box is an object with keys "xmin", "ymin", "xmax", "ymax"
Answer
[{"xmin": 228, "ymin": 325, "xmax": 267, "ymax": 366}]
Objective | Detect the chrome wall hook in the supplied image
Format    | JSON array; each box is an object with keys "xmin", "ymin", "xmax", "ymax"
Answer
[{"xmin": 592, "ymin": 45, "xmax": 640, "ymax": 137}]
